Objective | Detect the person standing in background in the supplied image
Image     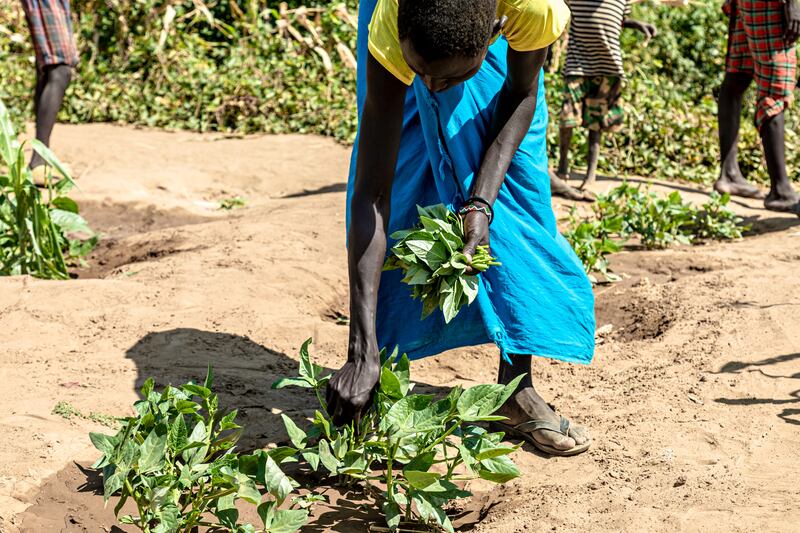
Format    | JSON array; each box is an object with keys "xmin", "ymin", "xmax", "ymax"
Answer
[
  {"xmin": 20, "ymin": 0, "xmax": 78, "ymax": 182},
  {"xmin": 714, "ymin": 0, "xmax": 800, "ymax": 216},
  {"xmin": 553, "ymin": 0, "xmax": 655, "ymax": 191}
]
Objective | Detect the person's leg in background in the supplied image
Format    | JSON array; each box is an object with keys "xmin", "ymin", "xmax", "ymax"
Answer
[
  {"xmin": 552, "ymin": 77, "xmax": 595, "ymax": 202},
  {"xmin": 30, "ymin": 64, "xmax": 72, "ymax": 169},
  {"xmin": 714, "ymin": 0, "xmax": 766, "ymax": 198},
  {"xmin": 748, "ymin": 0, "xmax": 799, "ymax": 213}
]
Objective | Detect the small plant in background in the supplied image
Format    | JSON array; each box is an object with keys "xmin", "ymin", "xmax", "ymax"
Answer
[
  {"xmin": 273, "ymin": 340, "xmax": 522, "ymax": 533},
  {"xmin": 383, "ymin": 204, "xmax": 500, "ymax": 323},
  {"xmin": 90, "ymin": 368, "xmax": 309, "ymax": 533},
  {"xmin": 0, "ymin": 99, "xmax": 97, "ymax": 279},
  {"xmin": 219, "ymin": 196, "xmax": 246, "ymax": 210},
  {"xmin": 564, "ymin": 183, "xmax": 749, "ymax": 281}
]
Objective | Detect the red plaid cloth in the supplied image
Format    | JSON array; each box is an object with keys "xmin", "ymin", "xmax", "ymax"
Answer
[
  {"xmin": 20, "ymin": 0, "xmax": 79, "ymax": 69},
  {"xmin": 725, "ymin": 0, "xmax": 797, "ymax": 129}
]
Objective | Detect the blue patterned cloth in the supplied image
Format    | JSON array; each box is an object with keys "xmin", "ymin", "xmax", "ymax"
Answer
[{"xmin": 346, "ymin": 0, "xmax": 596, "ymax": 364}]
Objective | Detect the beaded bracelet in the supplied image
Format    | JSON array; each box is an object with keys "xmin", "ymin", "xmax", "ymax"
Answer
[{"xmin": 458, "ymin": 202, "xmax": 493, "ymax": 225}]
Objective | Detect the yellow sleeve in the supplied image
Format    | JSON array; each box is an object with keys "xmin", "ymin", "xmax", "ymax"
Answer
[
  {"xmin": 501, "ymin": 0, "xmax": 571, "ymax": 52},
  {"xmin": 367, "ymin": 0, "xmax": 415, "ymax": 86}
]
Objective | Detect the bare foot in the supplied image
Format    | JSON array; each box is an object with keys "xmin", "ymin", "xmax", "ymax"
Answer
[
  {"xmin": 714, "ymin": 175, "xmax": 766, "ymax": 199},
  {"xmin": 764, "ymin": 188, "xmax": 800, "ymax": 215},
  {"xmin": 550, "ymin": 172, "xmax": 595, "ymax": 202},
  {"xmin": 495, "ymin": 386, "xmax": 590, "ymax": 452}
]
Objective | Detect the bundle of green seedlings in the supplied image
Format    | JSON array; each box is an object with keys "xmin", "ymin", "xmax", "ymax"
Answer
[
  {"xmin": 563, "ymin": 182, "xmax": 749, "ymax": 282},
  {"xmin": 0, "ymin": 99, "xmax": 97, "ymax": 279},
  {"xmin": 90, "ymin": 368, "xmax": 310, "ymax": 533},
  {"xmin": 273, "ymin": 339, "xmax": 522, "ymax": 533},
  {"xmin": 383, "ymin": 204, "xmax": 500, "ymax": 324}
]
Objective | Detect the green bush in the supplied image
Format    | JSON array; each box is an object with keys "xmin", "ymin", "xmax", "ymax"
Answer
[{"xmin": 1, "ymin": 1, "xmax": 796, "ymax": 185}]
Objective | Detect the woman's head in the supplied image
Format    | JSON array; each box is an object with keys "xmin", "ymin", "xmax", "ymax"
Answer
[{"xmin": 398, "ymin": 0, "xmax": 502, "ymax": 92}]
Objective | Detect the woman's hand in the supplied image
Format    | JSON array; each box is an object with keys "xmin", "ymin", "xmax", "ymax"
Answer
[
  {"xmin": 461, "ymin": 210, "xmax": 491, "ymax": 273},
  {"xmin": 326, "ymin": 354, "xmax": 381, "ymax": 426}
]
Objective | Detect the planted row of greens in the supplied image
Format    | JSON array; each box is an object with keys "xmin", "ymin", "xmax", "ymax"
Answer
[
  {"xmin": 92, "ymin": 340, "xmax": 523, "ymax": 532},
  {"xmin": 563, "ymin": 183, "xmax": 749, "ymax": 282}
]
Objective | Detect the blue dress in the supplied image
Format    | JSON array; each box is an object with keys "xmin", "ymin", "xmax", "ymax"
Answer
[{"xmin": 346, "ymin": 0, "xmax": 596, "ymax": 364}]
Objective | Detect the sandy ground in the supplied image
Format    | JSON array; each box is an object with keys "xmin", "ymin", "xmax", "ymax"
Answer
[{"xmin": 1, "ymin": 124, "xmax": 799, "ymax": 532}]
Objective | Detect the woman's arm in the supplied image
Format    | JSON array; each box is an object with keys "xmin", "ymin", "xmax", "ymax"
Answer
[
  {"xmin": 462, "ymin": 47, "xmax": 548, "ymax": 257},
  {"xmin": 326, "ymin": 53, "xmax": 407, "ymax": 425}
]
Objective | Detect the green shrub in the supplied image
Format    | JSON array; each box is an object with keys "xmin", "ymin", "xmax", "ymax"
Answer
[{"xmin": 0, "ymin": 99, "xmax": 97, "ymax": 279}]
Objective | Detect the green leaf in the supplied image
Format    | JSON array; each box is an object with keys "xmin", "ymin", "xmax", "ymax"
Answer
[
  {"xmin": 460, "ymin": 275, "xmax": 479, "ymax": 304},
  {"xmin": 153, "ymin": 503, "xmax": 180, "ymax": 533},
  {"xmin": 51, "ymin": 196, "xmax": 79, "ymax": 213},
  {"xmin": 204, "ymin": 365, "xmax": 214, "ymax": 389},
  {"xmin": 267, "ymin": 509, "xmax": 309, "ymax": 533},
  {"xmin": 318, "ymin": 439, "xmax": 340, "ymax": 475},
  {"xmin": 379, "ymin": 395, "xmax": 439, "ymax": 435},
  {"xmin": 380, "ymin": 366, "xmax": 403, "ymax": 400},
  {"xmin": 383, "ymin": 499, "xmax": 402, "ymax": 530},
  {"xmin": 271, "ymin": 377, "xmax": 312, "ymax": 389},
  {"xmin": 478, "ymin": 454, "xmax": 520, "ymax": 483},
  {"xmin": 404, "ymin": 470, "xmax": 441, "ymax": 490},
  {"xmin": 138, "ymin": 429, "xmax": 167, "ymax": 474},
  {"xmin": 236, "ymin": 473, "xmax": 262, "ymax": 505},
  {"xmin": 281, "ymin": 414, "xmax": 307, "ymax": 449},
  {"xmin": 393, "ymin": 353, "xmax": 411, "ymax": 396},
  {"xmin": 406, "ymin": 239, "xmax": 449, "ymax": 270},
  {"xmin": 475, "ymin": 445, "xmax": 518, "ymax": 461},
  {"xmin": 215, "ymin": 493, "xmax": 239, "ymax": 529},
  {"xmin": 457, "ymin": 374, "xmax": 523, "ymax": 422},
  {"xmin": 50, "ymin": 209, "xmax": 93, "ymax": 236},
  {"xmin": 258, "ymin": 451, "xmax": 294, "ymax": 504},
  {"xmin": 168, "ymin": 415, "xmax": 188, "ymax": 453},
  {"xmin": 301, "ymin": 450, "xmax": 320, "ymax": 471},
  {"xmin": 182, "ymin": 384, "xmax": 211, "ymax": 398},
  {"xmin": 89, "ymin": 432, "xmax": 117, "ymax": 458},
  {"xmin": 219, "ymin": 410, "xmax": 241, "ymax": 430},
  {"xmin": 298, "ymin": 338, "xmax": 322, "ymax": 382}
]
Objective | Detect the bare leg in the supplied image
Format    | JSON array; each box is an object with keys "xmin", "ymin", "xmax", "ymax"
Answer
[
  {"xmin": 761, "ymin": 112, "xmax": 800, "ymax": 213},
  {"xmin": 556, "ymin": 126, "xmax": 573, "ymax": 178},
  {"xmin": 583, "ymin": 129, "xmax": 601, "ymax": 187},
  {"xmin": 495, "ymin": 354, "xmax": 589, "ymax": 451},
  {"xmin": 30, "ymin": 64, "xmax": 72, "ymax": 169},
  {"xmin": 714, "ymin": 72, "xmax": 765, "ymax": 198}
]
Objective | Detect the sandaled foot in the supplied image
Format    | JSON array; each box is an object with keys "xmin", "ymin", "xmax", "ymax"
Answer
[
  {"xmin": 30, "ymin": 164, "xmax": 70, "ymax": 188},
  {"xmin": 714, "ymin": 177, "xmax": 765, "ymax": 199},
  {"xmin": 492, "ymin": 386, "xmax": 591, "ymax": 456},
  {"xmin": 550, "ymin": 172, "xmax": 595, "ymax": 203}
]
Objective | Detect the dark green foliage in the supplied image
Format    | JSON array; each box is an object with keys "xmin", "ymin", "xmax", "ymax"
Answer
[
  {"xmin": 90, "ymin": 369, "xmax": 309, "ymax": 533},
  {"xmin": 383, "ymin": 204, "xmax": 499, "ymax": 324},
  {"xmin": 0, "ymin": 1, "xmax": 358, "ymax": 141},
  {"xmin": 273, "ymin": 340, "xmax": 522, "ymax": 533}
]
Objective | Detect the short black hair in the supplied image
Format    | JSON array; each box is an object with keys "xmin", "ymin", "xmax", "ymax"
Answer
[{"xmin": 397, "ymin": 0, "xmax": 496, "ymax": 62}]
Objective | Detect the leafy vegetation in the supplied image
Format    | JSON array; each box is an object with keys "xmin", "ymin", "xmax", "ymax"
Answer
[
  {"xmin": 0, "ymin": 99, "xmax": 97, "ymax": 279},
  {"xmin": 52, "ymin": 400, "xmax": 118, "ymax": 428},
  {"xmin": 90, "ymin": 369, "xmax": 309, "ymax": 533},
  {"xmin": 564, "ymin": 183, "xmax": 749, "ymax": 281},
  {"xmin": 0, "ymin": 0, "xmax": 358, "ymax": 141},
  {"xmin": 383, "ymin": 204, "xmax": 499, "ymax": 324},
  {"xmin": 273, "ymin": 340, "xmax": 522, "ymax": 533},
  {"xmin": 2, "ymin": 1, "xmax": 795, "ymax": 185}
]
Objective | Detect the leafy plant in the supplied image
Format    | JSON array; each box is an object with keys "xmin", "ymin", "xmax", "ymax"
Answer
[
  {"xmin": 564, "ymin": 183, "xmax": 749, "ymax": 279},
  {"xmin": 0, "ymin": 99, "xmax": 97, "ymax": 278},
  {"xmin": 383, "ymin": 204, "xmax": 500, "ymax": 324},
  {"xmin": 273, "ymin": 339, "xmax": 522, "ymax": 533},
  {"xmin": 90, "ymin": 368, "xmax": 309, "ymax": 533},
  {"xmin": 220, "ymin": 196, "xmax": 246, "ymax": 210}
]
